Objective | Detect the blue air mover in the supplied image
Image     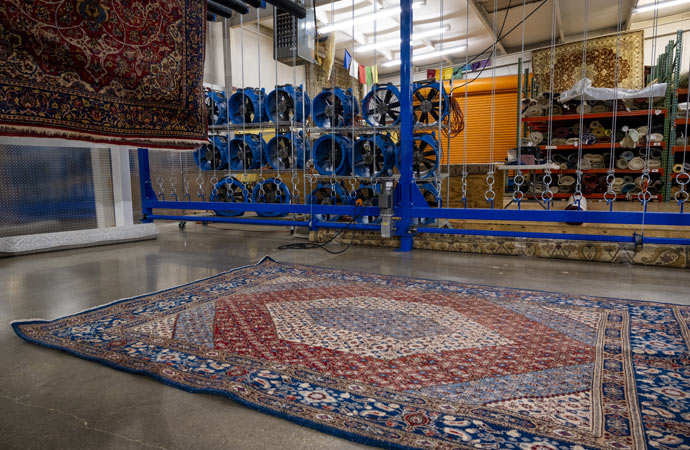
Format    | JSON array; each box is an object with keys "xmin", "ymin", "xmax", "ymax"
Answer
[
  {"xmin": 265, "ymin": 85, "xmax": 311, "ymax": 123},
  {"xmin": 312, "ymin": 134, "xmax": 352, "ymax": 176},
  {"xmin": 228, "ymin": 88, "xmax": 267, "ymax": 124},
  {"xmin": 312, "ymin": 87, "xmax": 359, "ymax": 128},
  {"xmin": 210, "ymin": 177, "xmax": 249, "ymax": 217},
  {"xmin": 266, "ymin": 132, "xmax": 308, "ymax": 170},
  {"xmin": 395, "ymin": 132, "xmax": 439, "ymax": 178},
  {"xmin": 354, "ymin": 184, "xmax": 380, "ymax": 224},
  {"xmin": 193, "ymin": 136, "xmax": 228, "ymax": 171},
  {"xmin": 307, "ymin": 183, "xmax": 349, "ymax": 222},
  {"xmin": 353, "ymin": 134, "xmax": 396, "ymax": 177},
  {"xmin": 205, "ymin": 89, "xmax": 227, "ymax": 126},
  {"xmin": 362, "ymin": 84, "xmax": 401, "ymax": 127},
  {"xmin": 412, "ymin": 80, "xmax": 449, "ymax": 125},
  {"xmin": 252, "ymin": 178, "xmax": 291, "ymax": 217},
  {"xmin": 228, "ymin": 134, "xmax": 265, "ymax": 170}
]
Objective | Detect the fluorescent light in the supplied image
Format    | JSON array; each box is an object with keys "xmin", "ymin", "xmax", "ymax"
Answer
[
  {"xmin": 633, "ymin": 0, "xmax": 690, "ymax": 13},
  {"xmin": 355, "ymin": 25, "xmax": 452, "ymax": 53},
  {"xmin": 319, "ymin": 2, "xmax": 424, "ymax": 34},
  {"xmin": 382, "ymin": 45, "xmax": 467, "ymax": 67}
]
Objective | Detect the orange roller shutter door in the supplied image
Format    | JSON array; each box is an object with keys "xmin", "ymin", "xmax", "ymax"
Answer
[{"xmin": 439, "ymin": 75, "xmax": 520, "ymax": 165}]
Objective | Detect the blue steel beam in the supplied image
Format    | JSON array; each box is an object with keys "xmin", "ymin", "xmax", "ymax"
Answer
[
  {"xmin": 409, "ymin": 207, "xmax": 690, "ymax": 226},
  {"xmin": 396, "ymin": 0, "xmax": 414, "ymax": 252}
]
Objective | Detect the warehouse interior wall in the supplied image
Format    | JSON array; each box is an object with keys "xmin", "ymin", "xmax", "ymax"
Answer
[{"xmin": 204, "ymin": 21, "xmax": 306, "ymax": 91}]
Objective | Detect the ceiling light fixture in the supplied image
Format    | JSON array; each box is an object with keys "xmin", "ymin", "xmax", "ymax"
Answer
[
  {"xmin": 319, "ymin": 1, "xmax": 425, "ymax": 34},
  {"xmin": 382, "ymin": 44, "xmax": 467, "ymax": 67},
  {"xmin": 633, "ymin": 0, "xmax": 690, "ymax": 13},
  {"xmin": 355, "ymin": 25, "xmax": 452, "ymax": 53}
]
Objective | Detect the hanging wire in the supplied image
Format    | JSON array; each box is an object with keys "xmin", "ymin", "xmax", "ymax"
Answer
[
  {"xmin": 349, "ymin": 0, "xmax": 357, "ymax": 204},
  {"xmin": 461, "ymin": 0, "xmax": 469, "ymax": 208},
  {"xmin": 639, "ymin": 0, "xmax": 661, "ymax": 211},
  {"xmin": 541, "ymin": 0, "xmax": 557, "ymax": 209},
  {"xmin": 512, "ymin": 0, "xmax": 526, "ymax": 207},
  {"xmin": 639, "ymin": 0, "xmax": 661, "ymax": 235},
  {"xmin": 574, "ymin": 0, "xmax": 591, "ymax": 207},
  {"xmin": 258, "ymin": 7, "xmax": 266, "ymax": 197},
  {"xmin": 484, "ymin": 0, "xmax": 499, "ymax": 207},
  {"xmin": 605, "ymin": 0, "xmax": 625, "ymax": 210},
  {"xmin": 240, "ymin": 13, "xmax": 247, "ymax": 184}
]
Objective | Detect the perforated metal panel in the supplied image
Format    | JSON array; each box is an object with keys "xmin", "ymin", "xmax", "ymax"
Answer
[
  {"xmin": 0, "ymin": 145, "xmax": 115, "ymax": 237},
  {"xmin": 129, "ymin": 148, "xmax": 221, "ymax": 221}
]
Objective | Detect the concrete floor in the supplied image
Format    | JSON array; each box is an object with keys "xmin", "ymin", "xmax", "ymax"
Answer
[{"xmin": 1, "ymin": 222, "xmax": 689, "ymax": 450}]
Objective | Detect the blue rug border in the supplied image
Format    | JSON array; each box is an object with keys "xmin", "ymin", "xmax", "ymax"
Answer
[
  {"xmin": 11, "ymin": 256, "xmax": 423, "ymax": 450},
  {"xmin": 12, "ymin": 255, "xmax": 683, "ymax": 449}
]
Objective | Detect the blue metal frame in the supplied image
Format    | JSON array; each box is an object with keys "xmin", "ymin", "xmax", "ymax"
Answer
[{"xmin": 134, "ymin": 0, "xmax": 690, "ymax": 248}]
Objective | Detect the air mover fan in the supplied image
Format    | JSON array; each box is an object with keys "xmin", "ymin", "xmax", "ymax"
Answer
[
  {"xmin": 354, "ymin": 184, "xmax": 380, "ymax": 224},
  {"xmin": 265, "ymin": 85, "xmax": 311, "ymax": 123},
  {"xmin": 205, "ymin": 89, "xmax": 227, "ymax": 126},
  {"xmin": 312, "ymin": 87, "xmax": 359, "ymax": 128},
  {"xmin": 193, "ymin": 136, "xmax": 228, "ymax": 171},
  {"xmin": 415, "ymin": 183, "xmax": 441, "ymax": 225},
  {"xmin": 353, "ymin": 134, "xmax": 396, "ymax": 177},
  {"xmin": 395, "ymin": 133, "xmax": 439, "ymax": 178},
  {"xmin": 266, "ymin": 133, "xmax": 308, "ymax": 170},
  {"xmin": 362, "ymin": 84, "xmax": 401, "ymax": 127},
  {"xmin": 412, "ymin": 80, "xmax": 449, "ymax": 126},
  {"xmin": 210, "ymin": 177, "xmax": 249, "ymax": 217},
  {"xmin": 307, "ymin": 183, "xmax": 349, "ymax": 222},
  {"xmin": 228, "ymin": 88, "xmax": 267, "ymax": 124},
  {"xmin": 251, "ymin": 178, "xmax": 291, "ymax": 217},
  {"xmin": 228, "ymin": 134, "xmax": 265, "ymax": 170},
  {"xmin": 312, "ymin": 134, "xmax": 353, "ymax": 176}
]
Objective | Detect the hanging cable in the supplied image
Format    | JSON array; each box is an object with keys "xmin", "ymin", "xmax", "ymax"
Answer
[
  {"xmin": 484, "ymin": 0, "xmax": 498, "ymax": 207},
  {"xmin": 605, "ymin": 0, "xmax": 624, "ymax": 209},
  {"xmin": 512, "ymin": 0, "xmax": 527, "ymax": 207}
]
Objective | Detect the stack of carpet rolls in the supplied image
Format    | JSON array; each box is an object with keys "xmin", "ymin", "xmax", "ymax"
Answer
[{"xmin": 521, "ymin": 95, "xmax": 664, "ymax": 119}]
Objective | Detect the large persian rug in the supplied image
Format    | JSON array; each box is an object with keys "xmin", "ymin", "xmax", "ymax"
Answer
[
  {"xmin": 13, "ymin": 258, "xmax": 690, "ymax": 450},
  {"xmin": 0, "ymin": 0, "xmax": 206, "ymax": 149},
  {"xmin": 531, "ymin": 31, "xmax": 644, "ymax": 94}
]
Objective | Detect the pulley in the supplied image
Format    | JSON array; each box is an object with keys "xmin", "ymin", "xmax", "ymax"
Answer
[
  {"xmin": 265, "ymin": 85, "xmax": 311, "ymax": 123},
  {"xmin": 205, "ymin": 89, "xmax": 227, "ymax": 126},
  {"xmin": 228, "ymin": 134, "xmax": 265, "ymax": 170},
  {"xmin": 210, "ymin": 177, "xmax": 249, "ymax": 217},
  {"xmin": 228, "ymin": 88, "xmax": 267, "ymax": 124},
  {"xmin": 193, "ymin": 136, "xmax": 228, "ymax": 171},
  {"xmin": 396, "ymin": 132, "xmax": 440, "ymax": 178},
  {"xmin": 362, "ymin": 84, "xmax": 401, "ymax": 127},
  {"xmin": 353, "ymin": 134, "xmax": 396, "ymax": 177},
  {"xmin": 266, "ymin": 132, "xmax": 307, "ymax": 170},
  {"xmin": 307, "ymin": 183, "xmax": 349, "ymax": 222},
  {"xmin": 312, "ymin": 88, "xmax": 359, "ymax": 128},
  {"xmin": 251, "ymin": 178, "xmax": 291, "ymax": 217},
  {"xmin": 312, "ymin": 133, "xmax": 353, "ymax": 176}
]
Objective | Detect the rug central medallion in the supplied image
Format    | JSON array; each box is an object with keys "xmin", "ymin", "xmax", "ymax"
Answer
[{"xmin": 266, "ymin": 297, "xmax": 512, "ymax": 359}]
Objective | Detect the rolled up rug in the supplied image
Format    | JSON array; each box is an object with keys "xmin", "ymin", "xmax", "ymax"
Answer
[
  {"xmin": 529, "ymin": 131, "xmax": 544, "ymax": 144},
  {"xmin": 648, "ymin": 159, "xmax": 662, "ymax": 168},
  {"xmin": 621, "ymin": 150, "xmax": 635, "ymax": 161},
  {"xmin": 558, "ymin": 175, "xmax": 576, "ymax": 193},
  {"xmin": 582, "ymin": 134, "xmax": 598, "ymax": 145},
  {"xmin": 628, "ymin": 157, "xmax": 645, "ymax": 170},
  {"xmin": 616, "ymin": 158, "xmax": 629, "ymax": 169},
  {"xmin": 552, "ymin": 138, "xmax": 568, "ymax": 145},
  {"xmin": 622, "ymin": 182, "xmax": 637, "ymax": 193},
  {"xmin": 554, "ymin": 127, "xmax": 569, "ymax": 139}
]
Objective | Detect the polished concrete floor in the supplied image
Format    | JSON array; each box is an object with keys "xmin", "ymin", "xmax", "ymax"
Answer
[{"xmin": 1, "ymin": 222, "xmax": 689, "ymax": 450}]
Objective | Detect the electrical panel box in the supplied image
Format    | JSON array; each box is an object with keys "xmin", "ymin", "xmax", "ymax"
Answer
[{"xmin": 273, "ymin": 2, "xmax": 315, "ymax": 66}]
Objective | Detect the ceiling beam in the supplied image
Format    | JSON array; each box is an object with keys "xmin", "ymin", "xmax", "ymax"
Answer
[
  {"xmin": 623, "ymin": 0, "xmax": 636, "ymax": 30},
  {"xmin": 554, "ymin": 0, "xmax": 566, "ymax": 43},
  {"xmin": 468, "ymin": 0, "xmax": 507, "ymax": 55}
]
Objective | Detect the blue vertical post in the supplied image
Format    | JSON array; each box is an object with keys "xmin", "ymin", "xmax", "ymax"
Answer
[
  {"xmin": 137, "ymin": 148, "xmax": 154, "ymax": 223},
  {"xmin": 397, "ymin": 0, "xmax": 414, "ymax": 251}
]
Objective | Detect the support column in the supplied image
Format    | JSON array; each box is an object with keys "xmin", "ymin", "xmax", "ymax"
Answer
[{"xmin": 397, "ymin": 0, "xmax": 414, "ymax": 251}]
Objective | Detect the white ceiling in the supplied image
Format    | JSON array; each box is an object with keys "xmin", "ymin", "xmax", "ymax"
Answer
[{"xmin": 245, "ymin": 0, "xmax": 688, "ymax": 75}]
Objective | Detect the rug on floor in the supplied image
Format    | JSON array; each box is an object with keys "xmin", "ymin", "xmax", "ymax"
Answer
[
  {"xmin": 0, "ymin": 0, "xmax": 206, "ymax": 148},
  {"xmin": 12, "ymin": 257, "xmax": 690, "ymax": 450}
]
